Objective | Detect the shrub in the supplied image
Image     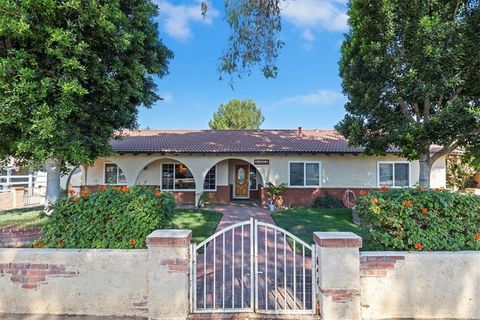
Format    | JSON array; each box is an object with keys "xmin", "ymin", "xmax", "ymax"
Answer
[
  {"xmin": 355, "ymin": 188, "xmax": 480, "ymax": 251},
  {"xmin": 313, "ymin": 192, "xmax": 344, "ymax": 208},
  {"xmin": 41, "ymin": 186, "xmax": 175, "ymax": 249}
]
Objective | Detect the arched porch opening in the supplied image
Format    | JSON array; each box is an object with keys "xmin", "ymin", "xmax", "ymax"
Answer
[
  {"xmin": 135, "ymin": 157, "xmax": 197, "ymax": 204},
  {"xmin": 200, "ymin": 158, "xmax": 266, "ymax": 204},
  {"xmin": 63, "ymin": 166, "xmax": 84, "ymax": 192}
]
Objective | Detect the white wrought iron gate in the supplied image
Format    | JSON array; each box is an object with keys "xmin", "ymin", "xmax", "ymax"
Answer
[{"xmin": 190, "ymin": 218, "xmax": 316, "ymax": 315}]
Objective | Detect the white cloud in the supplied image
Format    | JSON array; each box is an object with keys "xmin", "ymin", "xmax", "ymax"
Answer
[
  {"xmin": 282, "ymin": 0, "xmax": 348, "ymax": 32},
  {"xmin": 273, "ymin": 90, "xmax": 345, "ymax": 107},
  {"xmin": 159, "ymin": 91, "xmax": 173, "ymax": 103},
  {"xmin": 281, "ymin": 0, "xmax": 348, "ymax": 45},
  {"xmin": 301, "ymin": 29, "xmax": 315, "ymax": 43},
  {"xmin": 154, "ymin": 1, "xmax": 219, "ymax": 40}
]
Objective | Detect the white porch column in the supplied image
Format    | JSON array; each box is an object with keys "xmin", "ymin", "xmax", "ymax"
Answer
[{"xmin": 193, "ymin": 171, "xmax": 204, "ymax": 207}]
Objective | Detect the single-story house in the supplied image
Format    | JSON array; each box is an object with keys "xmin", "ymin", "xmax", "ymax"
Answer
[{"xmin": 76, "ymin": 128, "xmax": 447, "ymax": 206}]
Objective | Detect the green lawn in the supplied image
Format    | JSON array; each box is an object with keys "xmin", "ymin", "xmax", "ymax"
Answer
[
  {"xmin": 0, "ymin": 207, "xmax": 222, "ymax": 244},
  {"xmin": 172, "ymin": 209, "xmax": 223, "ymax": 244},
  {"xmin": 0, "ymin": 207, "xmax": 47, "ymax": 229},
  {"xmin": 272, "ymin": 208, "xmax": 369, "ymax": 248}
]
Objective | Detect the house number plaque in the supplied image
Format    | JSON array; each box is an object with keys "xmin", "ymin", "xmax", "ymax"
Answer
[{"xmin": 254, "ymin": 159, "xmax": 270, "ymax": 165}]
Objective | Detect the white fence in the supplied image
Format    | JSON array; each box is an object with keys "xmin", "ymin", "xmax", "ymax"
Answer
[
  {"xmin": 0, "ymin": 173, "xmax": 46, "ymax": 208},
  {"xmin": 0, "ymin": 172, "xmax": 47, "ymax": 194}
]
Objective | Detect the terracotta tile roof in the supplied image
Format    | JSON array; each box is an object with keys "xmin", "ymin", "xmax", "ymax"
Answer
[
  {"xmin": 109, "ymin": 129, "xmax": 450, "ymax": 154},
  {"xmin": 110, "ymin": 129, "xmax": 373, "ymax": 153}
]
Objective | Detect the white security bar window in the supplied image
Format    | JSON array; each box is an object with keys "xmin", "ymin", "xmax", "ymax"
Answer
[
  {"xmin": 249, "ymin": 165, "xmax": 258, "ymax": 190},
  {"xmin": 378, "ymin": 162, "xmax": 410, "ymax": 187},
  {"xmin": 203, "ymin": 166, "xmax": 216, "ymax": 191},
  {"xmin": 161, "ymin": 163, "xmax": 196, "ymax": 190},
  {"xmin": 288, "ymin": 162, "xmax": 321, "ymax": 187},
  {"xmin": 104, "ymin": 163, "xmax": 127, "ymax": 185}
]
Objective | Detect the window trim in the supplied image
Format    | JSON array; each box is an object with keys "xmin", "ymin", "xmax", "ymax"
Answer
[
  {"xmin": 103, "ymin": 163, "xmax": 127, "ymax": 185},
  {"xmin": 161, "ymin": 162, "xmax": 196, "ymax": 192},
  {"xmin": 204, "ymin": 165, "xmax": 217, "ymax": 192},
  {"xmin": 377, "ymin": 161, "xmax": 411, "ymax": 188},
  {"xmin": 288, "ymin": 161, "xmax": 322, "ymax": 188}
]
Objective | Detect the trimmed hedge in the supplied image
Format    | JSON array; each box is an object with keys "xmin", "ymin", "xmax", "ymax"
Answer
[
  {"xmin": 313, "ymin": 192, "xmax": 344, "ymax": 208},
  {"xmin": 355, "ymin": 188, "xmax": 480, "ymax": 251},
  {"xmin": 39, "ymin": 186, "xmax": 175, "ymax": 249}
]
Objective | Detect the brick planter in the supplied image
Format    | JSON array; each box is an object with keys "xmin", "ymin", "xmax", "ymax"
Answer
[{"xmin": 0, "ymin": 228, "xmax": 42, "ymax": 248}]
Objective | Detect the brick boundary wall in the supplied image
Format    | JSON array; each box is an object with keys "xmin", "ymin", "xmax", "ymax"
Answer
[
  {"xmin": 320, "ymin": 288, "xmax": 361, "ymax": 303},
  {"xmin": 282, "ymin": 187, "xmax": 376, "ymax": 207},
  {"xmin": 0, "ymin": 228, "xmax": 43, "ymax": 248},
  {"xmin": 0, "ymin": 262, "xmax": 78, "ymax": 289},
  {"xmin": 159, "ymin": 258, "xmax": 189, "ymax": 273},
  {"xmin": 360, "ymin": 255, "xmax": 405, "ymax": 277}
]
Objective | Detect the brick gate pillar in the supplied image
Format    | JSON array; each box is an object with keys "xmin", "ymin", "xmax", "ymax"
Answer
[
  {"xmin": 314, "ymin": 232, "xmax": 362, "ymax": 320},
  {"xmin": 147, "ymin": 229, "xmax": 192, "ymax": 320}
]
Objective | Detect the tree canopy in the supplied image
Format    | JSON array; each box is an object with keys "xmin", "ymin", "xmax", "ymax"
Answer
[
  {"xmin": 209, "ymin": 99, "xmax": 264, "ymax": 130},
  {"xmin": 335, "ymin": 0, "xmax": 480, "ymax": 187},
  {"xmin": 219, "ymin": 0, "xmax": 283, "ymax": 81},
  {"xmin": 0, "ymin": 0, "xmax": 173, "ymax": 202}
]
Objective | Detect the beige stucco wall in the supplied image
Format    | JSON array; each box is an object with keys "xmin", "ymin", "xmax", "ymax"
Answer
[
  {"xmin": 0, "ymin": 188, "xmax": 24, "ymax": 210},
  {"xmin": 0, "ymin": 191, "xmax": 14, "ymax": 210},
  {"xmin": 0, "ymin": 248, "xmax": 148, "ymax": 317},
  {"xmin": 84, "ymin": 153, "xmax": 447, "ymax": 191},
  {"xmin": 360, "ymin": 251, "xmax": 480, "ymax": 320}
]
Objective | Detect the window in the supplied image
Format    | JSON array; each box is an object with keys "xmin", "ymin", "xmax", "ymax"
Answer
[
  {"xmin": 249, "ymin": 165, "xmax": 258, "ymax": 190},
  {"xmin": 161, "ymin": 164, "xmax": 174, "ymax": 190},
  {"xmin": 204, "ymin": 166, "xmax": 216, "ymax": 191},
  {"xmin": 161, "ymin": 163, "xmax": 196, "ymax": 190},
  {"xmin": 378, "ymin": 162, "xmax": 410, "ymax": 187},
  {"xmin": 288, "ymin": 162, "xmax": 321, "ymax": 187},
  {"xmin": 104, "ymin": 163, "xmax": 126, "ymax": 185}
]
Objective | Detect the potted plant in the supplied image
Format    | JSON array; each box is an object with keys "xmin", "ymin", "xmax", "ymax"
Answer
[
  {"xmin": 265, "ymin": 182, "xmax": 286, "ymax": 211},
  {"xmin": 198, "ymin": 192, "xmax": 212, "ymax": 208}
]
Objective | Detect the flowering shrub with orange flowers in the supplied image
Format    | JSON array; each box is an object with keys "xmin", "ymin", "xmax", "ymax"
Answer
[
  {"xmin": 40, "ymin": 186, "xmax": 175, "ymax": 249},
  {"xmin": 355, "ymin": 188, "xmax": 480, "ymax": 251}
]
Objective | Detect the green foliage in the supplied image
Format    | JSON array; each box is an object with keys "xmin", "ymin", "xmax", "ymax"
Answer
[
  {"xmin": 265, "ymin": 182, "xmax": 286, "ymax": 203},
  {"xmin": 355, "ymin": 188, "xmax": 480, "ymax": 251},
  {"xmin": 336, "ymin": 0, "xmax": 480, "ymax": 187},
  {"xmin": 198, "ymin": 192, "xmax": 213, "ymax": 207},
  {"xmin": 209, "ymin": 99, "xmax": 264, "ymax": 130},
  {"xmin": 40, "ymin": 186, "xmax": 175, "ymax": 249},
  {"xmin": 220, "ymin": 0, "xmax": 283, "ymax": 81},
  {"xmin": 0, "ymin": 0, "xmax": 173, "ymax": 169},
  {"xmin": 447, "ymin": 155, "xmax": 477, "ymax": 190},
  {"xmin": 313, "ymin": 192, "xmax": 344, "ymax": 208}
]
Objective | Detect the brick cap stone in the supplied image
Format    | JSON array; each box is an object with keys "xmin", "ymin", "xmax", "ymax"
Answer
[
  {"xmin": 314, "ymin": 232, "xmax": 362, "ymax": 248},
  {"xmin": 147, "ymin": 229, "xmax": 192, "ymax": 247}
]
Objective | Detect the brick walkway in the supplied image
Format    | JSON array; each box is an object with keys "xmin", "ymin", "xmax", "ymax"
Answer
[
  {"xmin": 209, "ymin": 202, "xmax": 276, "ymax": 231},
  {"xmin": 192, "ymin": 203, "xmax": 314, "ymax": 313}
]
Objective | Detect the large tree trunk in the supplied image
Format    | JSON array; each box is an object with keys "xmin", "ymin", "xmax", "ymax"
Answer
[
  {"xmin": 419, "ymin": 155, "xmax": 432, "ymax": 188},
  {"xmin": 45, "ymin": 158, "xmax": 62, "ymax": 215}
]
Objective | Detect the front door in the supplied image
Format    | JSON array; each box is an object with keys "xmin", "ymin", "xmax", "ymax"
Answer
[{"xmin": 234, "ymin": 164, "xmax": 249, "ymax": 199}]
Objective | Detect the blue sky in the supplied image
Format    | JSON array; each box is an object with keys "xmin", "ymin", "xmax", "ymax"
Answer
[{"xmin": 138, "ymin": 0, "xmax": 349, "ymax": 130}]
